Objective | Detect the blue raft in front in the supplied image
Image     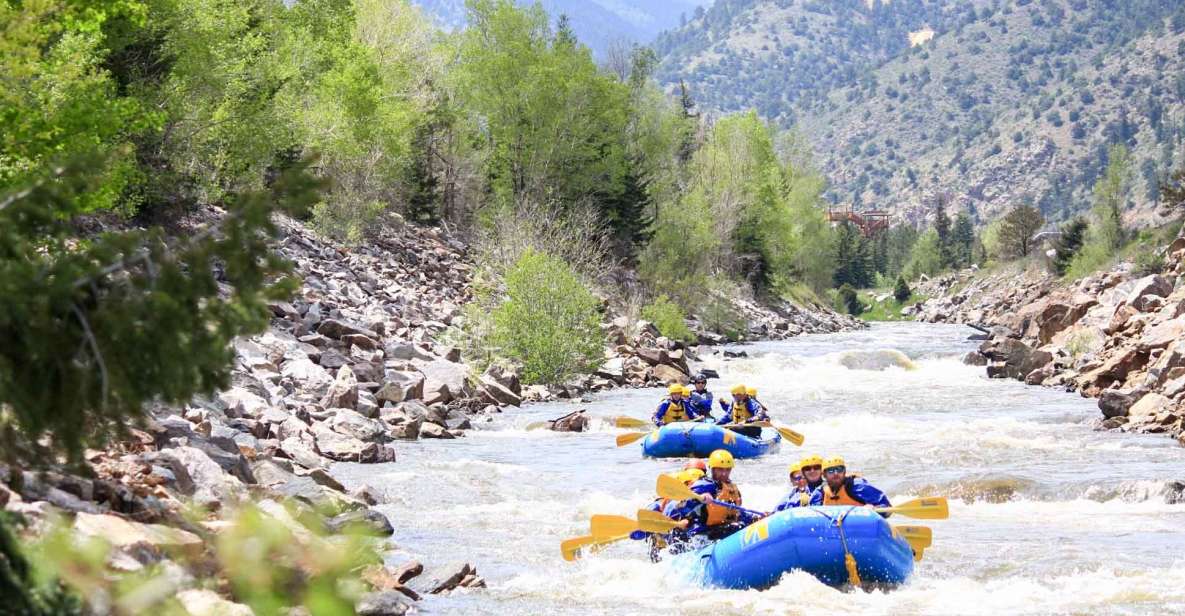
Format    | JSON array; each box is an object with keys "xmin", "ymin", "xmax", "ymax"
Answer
[
  {"xmin": 640, "ymin": 422, "xmax": 780, "ymax": 459},
  {"xmin": 681, "ymin": 506, "xmax": 914, "ymax": 589}
]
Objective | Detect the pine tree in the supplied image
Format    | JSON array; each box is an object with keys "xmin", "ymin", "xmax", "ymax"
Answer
[
  {"xmin": 599, "ymin": 158, "xmax": 654, "ymax": 261},
  {"xmin": 934, "ymin": 200, "xmax": 954, "ymax": 268},
  {"xmin": 832, "ymin": 222, "xmax": 873, "ymax": 288},
  {"xmin": 952, "ymin": 213, "xmax": 974, "ymax": 267},
  {"xmin": 1053, "ymin": 217, "xmax": 1088, "ymax": 275},
  {"xmin": 1159, "ymin": 163, "xmax": 1185, "ymax": 211},
  {"xmin": 893, "ymin": 275, "xmax": 911, "ymax": 303}
]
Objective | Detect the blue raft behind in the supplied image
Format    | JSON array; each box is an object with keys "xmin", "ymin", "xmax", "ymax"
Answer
[
  {"xmin": 640, "ymin": 422, "xmax": 780, "ymax": 459},
  {"xmin": 682, "ymin": 506, "xmax": 914, "ymax": 589}
]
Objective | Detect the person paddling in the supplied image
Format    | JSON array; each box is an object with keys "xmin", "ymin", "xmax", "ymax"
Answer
[
  {"xmin": 774, "ymin": 462, "xmax": 813, "ymax": 511},
  {"xmin": 799, "ymin": 454, "xmax": 825, "ymax": 493},
  {"xmin": 653, "ymin": 383, "xmax": 695, "ymax": 426},
  {"xmin": 716, "ymin": 384, "xmax": 766, "ymax": 438},
  {"xmin": 631, "ymin": 462, "xmax": 707, "ymax": 561},
  {"xmin": 687, "ymin": 373, "xmax": 715, "ymax": 421},
  {"xmin": 819, "ymin": 456, "xmax": 892, "ymax": 516},
  {"xmin": 669, "ymin": 449, "xmax": 759, "ymax": 541}
]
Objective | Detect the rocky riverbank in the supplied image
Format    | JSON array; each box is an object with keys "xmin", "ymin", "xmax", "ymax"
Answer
[
  {"xmin": 910, "ymin": 226, "xmax": 1185, "ymax": 446},
  {"xmin": 2, "ymin": 210, "xmax": 859, "ymax": 614}
]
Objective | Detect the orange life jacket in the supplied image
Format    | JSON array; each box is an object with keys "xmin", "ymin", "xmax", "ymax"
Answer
[
  {"xmin": 821, "ymin": 478, "xmax": 863, "ymax": 506},
  {"xmin": 659, "ymin": 398, "xmax": 689, "ymax": 424},
  {"xmin": 705, "ymin": 481, "xmax": 742, "ymax": 525}
]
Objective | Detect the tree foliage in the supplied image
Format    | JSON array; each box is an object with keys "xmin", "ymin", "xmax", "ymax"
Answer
[
  {"xmin": 1053, "ymin": 217, "xmax": 1088, "ymax": 276},
  {"xmin": 490, "ymin": 250, "xmax": 604, "ymax": 385},
  {"xmin": 997, "ymin": 204, "xmax": 1045, "ymax": 259}
]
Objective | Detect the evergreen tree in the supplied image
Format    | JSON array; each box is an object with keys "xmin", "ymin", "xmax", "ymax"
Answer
[
  {"xmin": 893, "ymin": 275, "xmax": 912, "ymax": 303},
  {"xmin": 1160, "ymin": 162, "xmax": 1185, "ymax": 211},
  {"xmin": 1053, "ymin": 217, "xmax": 1088, "ymax": 275},
  {"xmin": 406, "ymin": 126, "xmax": 441, "ymax": 225},
  {"xmin": 933, "ymin": 200, "xmax": 954, "ymax": 268},
  {"xmin": 832, "ymin": 222, "xmax": 873, "ymax": 288},
  {"xmin": 952, "ymin": 213, "xmax": 975, "ymax": 267},
  {"xmin": 599, "ymin": 158, "xmax": 654, "ymax": 260},
  {"xmin": 872, "ymin": 232, "xmax": 890, "ymax": 276}
]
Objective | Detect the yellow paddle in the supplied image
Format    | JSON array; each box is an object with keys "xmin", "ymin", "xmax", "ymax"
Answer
[
  {"xmin": 636, "ymin": 509, "xmax": 687, "ymax": 533},
  {"xmin": 894, "ymin": 525, "xmax": 932, "ymax": 549},
  {"xmin": 875, "ymin": 497, "xmax": 949, "ymax": 520},
  {"xmin": 560, "ymin": 534, "xmax": 630, "ymax": 561},
  {"xmin": 615, "ymin": 430, "xmax": 652, "ymax": 447},
  {"xmin": 609, "ymin": 416, "xmax": 648, "ymax": 428},
  {"xmin": 720, "ymin": 421, "xmax": 805, "ymax": 446},
  {"xmin": 590, "ymin": 514, "xmax": 640, "ymax": 537},
  {"xmin": 655, "ymin": 475, "xmax": 768, "ymax": 518}
]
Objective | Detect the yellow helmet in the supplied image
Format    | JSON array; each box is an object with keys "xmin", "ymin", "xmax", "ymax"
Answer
[
  {"xmin": 823, "ymin": 456, "xmax": 846, "ymax": 470},
  {"xmin": 800, "ymin": 454, "xmax": 824, "ymax": 468},
  {"xmin": 746, "ymin": 386, "xmax": 757, "ymax": 397},
  {"xmin": 668, "ymin": 383, "xmax": 683, "ymax": 395},
  {"xmin": 675, "ymin": 468, "xmax": 705, "ymax": 484},
  {"xmin": 788, "ymin": 462, "xmax": 803, "ymax": 476},
  {"xmin": 730, "ymin": 384, "xmax": 747, "ymax": 396},
  {"xmin": 681, "ymin": 385, "xmax": 693, "ymax": 396},
  {"xmin": 708, "ymin": 449, "xmax": 735, "ymax": 469}
]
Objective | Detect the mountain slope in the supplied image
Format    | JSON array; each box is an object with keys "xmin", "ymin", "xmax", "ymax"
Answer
[
  {"xmin": 413, "ymin": 0, "xmax": 711, "ymax": 56},
  {"xmin": 657, "ymin": 0, "xmax": 1185, "ymax": 227}
]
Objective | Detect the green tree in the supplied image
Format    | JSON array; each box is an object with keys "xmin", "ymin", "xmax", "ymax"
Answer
[
  {"xmin": 997, "ymin": 204, "xmax": 1045, "ymax": 258},
  {"xmin": 904, "ymin": 229, "xmax": 944, "ymax": 278},
  {"xmin": 490, "ymin": 250, "xmax": 604, "ymax": 385},
  {"xmin": 952, "ymin": 213, "xmax": 975, "ymax": 267},
  {"xmin": 893, "ymin": 275, "xmax": 912, "ymax": 302},
  {"xmin": 642, "ymin": 295, "xmax": 695, "ymax": 343},
  {"xmin": 1053, "ymin": 217, "xmax": 1088, "ymax": 275},
  {"xmin": 933, "ymin": 200, "xmax": 954, "ymax": 267},
  {"xmin": 837, "ymin": 283, "xmax": 862, "ymax": 316},
  {"xmin": 832, "ymin": 222, "xmax": 873, "ymax": 288},
  {"xmin": 1090, "ymin": 144, "xmax": 1131, "ymax": 251}
]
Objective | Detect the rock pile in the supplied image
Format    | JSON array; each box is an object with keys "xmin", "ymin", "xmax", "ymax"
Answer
[{"xmin": 913, "ymin": 226, "xmax": 1185, "ymax": 445}]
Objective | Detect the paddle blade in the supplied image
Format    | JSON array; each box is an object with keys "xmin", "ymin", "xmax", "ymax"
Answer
[
  {"xmin": 615, "ymin": 431, "xmax": 650, "ymax": 447},
  {"xmin": 560, "ymin": 534, "xmax": 629, "ymax": 561},
  {"xmin": 772, "ymin": 423, "xmax": 805, "ymax": 446},
  {"xmin": 590, "ymin": 515, "xmax": 638, "ymax": 537},
  {"xmin": 636, "ymin": 509, "xmax": 683, "ymax": 533},
  {"xmin": 655, "ymin": 474, "xmax": 699, "ymax": 502},
  {"xmin": 609, "ymin": 416, "xmax": 648, "ymax": 428},
  {"xmin": 878, "ymin": 497, "xmax": 949, "ymax": 520},
  {"xmin": 894, "ymin": 525, "xmax": 933, "ymax": 549}
]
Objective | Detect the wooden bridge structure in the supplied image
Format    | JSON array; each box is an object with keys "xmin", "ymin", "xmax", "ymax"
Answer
[{"xmin": 826, "ymin": 205, "xmax": 890, "ymax": 237}]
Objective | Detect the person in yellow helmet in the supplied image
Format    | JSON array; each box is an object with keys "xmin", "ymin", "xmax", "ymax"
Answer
[
  {"xmin": 653, "ymin": 382, "xmax": 696, "ymax": 426},
  {"xmin": 632, "ymin": 465, "xmax": 707, "ymax": 561},
  {"xmin": 774, "ymin": 461, "xmax": 812, "ymax": 511},
  {"xmin": 668, "ymin": 449, "xmax": 760, "ymax": 541},
  {"xmin": 799, "ymin": 454, "xmax": 825, "ymax": 493},
  {"xmin": 716, "ymin": 384, "xmax": 767, "ymax": 438},
  {"xmin": 819, "ymin": 456, "xmax": 892, "ymax": 515}
]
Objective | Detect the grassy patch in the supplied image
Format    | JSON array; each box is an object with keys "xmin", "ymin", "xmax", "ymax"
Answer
[{"xmin": 857, "ymin": 289, "xmax": 927, "ymax": 321}]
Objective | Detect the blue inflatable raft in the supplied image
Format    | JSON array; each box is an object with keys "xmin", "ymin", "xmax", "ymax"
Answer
[
  {"xmin": 640, "ymin": 422, "xmax": 780, "ymax": 459},
  {"xmin": 682, "ymin": 506, "xmax": 914, "ymax": 589}
]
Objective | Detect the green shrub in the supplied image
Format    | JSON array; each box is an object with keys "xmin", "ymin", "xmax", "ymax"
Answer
[
  {"xmin": 837, "ymin": 284, "xmax": 863, "ymax": 315},
  {"xmin": 642, "ymin": 294, "xmax": 695, "ymax": 343},
  {"xmin": 1132, "ymin": 244, "xmax": 1166, "ymax": 276},
  {"xmin": 893, "ymin": 275, "xmax": 911, "ymax": 302},
  {"xmin": 311, "ymin": 197, "xmax": 387, "ymax": 244},
  {"xmin": 490, "ymin": 250, "xmax": 604, "ymax": 385}
]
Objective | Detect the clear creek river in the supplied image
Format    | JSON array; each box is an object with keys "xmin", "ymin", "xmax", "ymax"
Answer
[{"xmin": 335, "ymin": 322, "xmax": 1185, "ymax": 615}]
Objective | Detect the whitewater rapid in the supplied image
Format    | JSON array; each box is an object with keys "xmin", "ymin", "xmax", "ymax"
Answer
[{"xmin": 334, "ymin": 323, "xmax": 1185, "ymax": 615}]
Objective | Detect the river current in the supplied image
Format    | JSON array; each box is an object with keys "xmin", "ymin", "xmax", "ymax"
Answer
[{"xmin": 335, "ymin": 322, "xmax": 1185, "ymax": 615}]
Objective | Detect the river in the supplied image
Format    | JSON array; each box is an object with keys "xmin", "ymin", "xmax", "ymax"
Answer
[{"xmin": 335, "ymin": 322, "xmax": 1185, "ymax": 615}]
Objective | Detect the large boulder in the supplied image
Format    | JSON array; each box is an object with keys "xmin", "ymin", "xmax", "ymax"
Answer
[
  {"xmin": 325, "ymin": 508, "xmax": 394, "ymax": 536},
  {"xmin": 320, "ymin": 365, "xmax": 359, "ymax": 410},
  {"xmin": 651, "ymin": 363, "xmax": 688, "ymax": 384},
  {"xmin": 1099, "ymin": 389, "xmax": 1141, "ymax": 419},
  {"xmin": 1127, "ymin": 275, "xmax": 1174, "ymax": 311},
  {"xmin": 313, "ymin": 424, "xmax": 378, "ymax": 462},
  {"xmin": 636, "ymin": 347, "xmax": 670, "ymax": 366},
  {"xmin": 280, "ymin": 358, "xmax": 334, "ymax": 397},
  {"xmin": 376, "ymin": 371, "xmax": 425, "ymax": 403},
  {"xmin": 595, "ymin": 357, "xmax": 625, "ymax": 382},
  {"xmin": 170, "ymin": 446, "xmax": 246, "ymax": 508},
  {"xmin": 982, "ymin": 338, "xmax": 1052, "ymax": 381},
  {"xmin": 1129, "ymin": 392, "xmax": 1173, "ymax": 422},
  {"xmin": 416, "ymin": 359, "xmax": 469, "ymax": 404},
  {"xmin": 385, "ymin": 342, "xmax": 435, "ymax": 362},
  {"xmin": 278, "ymin": 437, "xmax": 326, "ymax": 470},
  {"xmin": 73, "ymin": 513, "xmax": 202, "ymax": 557},
  {"xmin": 481, "ymin": 364, "xmax": 521, "ymax": 396},
  {"xmin": 478, "ymin": 375, "xmax": 522, "ymax": 407},
  {"xmin": 356, "ymin": 591, "xmax": 413, "ymax": 616},
  {"xmin": 328, "ymin": 408, "xmax": 386, "ymax": 442},
  {"xmin": 1030, "ymin": 300, "xmax": 1091, "ymax": 344},
  {"xmin": 1138, "ymin": 316, "xmax": 1185, "ymax": 352}
]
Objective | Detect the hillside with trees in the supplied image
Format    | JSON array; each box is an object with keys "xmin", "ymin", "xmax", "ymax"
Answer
[{"xmin": 655, "ymin": 0, "xmax": 1185, "ymax": 228}]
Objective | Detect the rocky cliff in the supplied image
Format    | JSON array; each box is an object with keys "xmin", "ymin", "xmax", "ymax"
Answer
[{"xmin": 911, "ymin": 226, "xmax": 1185, "ymax": 446}]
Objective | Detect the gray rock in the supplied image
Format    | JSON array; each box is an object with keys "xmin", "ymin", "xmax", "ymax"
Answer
[
  {"xmin": 318, "ymin": 348, "xmax": 349, "ymax": 370},
  {"xmin": 317, "ymin": 318, "xmax": 380, "ymax": 341},
  {"xmin": 280, "ymin": 358, "xmax": 334, "ymax": 396},
  {"xmin": 416, "ymin": 359, "xmax": 469, "ymax": 404},
  {"xmin": 384, "ymin": 342, "xmax": 435, "ymax": 362},
  {"xmin": 478, "ymin": 375, "xmax": 522, "ymax": 407},
  {"xmin": 325, "ymin": 508, "xmax": 394, "ymax": 536},
  {"xmin": 170, "ymin": 446, "xmax": 245, "ymax": 508},
  {"xmin": 293, "ymin": 466, "xmax": 346, "ymax": 492},
  {"xmin": 418, "ymin": 422, "xmax": 454, "ymax": 439},
  {"xmin": 313, "ymin": 424, "xmax": 376, "ymax": 462},
  {"xmin": 279, "ymin": 437, "xmax": 326, "ymax": 470},
  {"xmin": 328, "ymin": 408, "xmax": 386, "ymax": 442},
  {"xmin": 321, "ymin": 365, "xmax": 359, "ymax": 410},
  {"xmin": 377, "ymin": 371, "xmax": 425, "ymax": 403},
  {"xmin": 355, "ymin": 591, "xmax": 412, "ymax": 616},
  {"xmin": 1099, "ymin": 389, "xmax": 1141, "ymax": 419}
]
